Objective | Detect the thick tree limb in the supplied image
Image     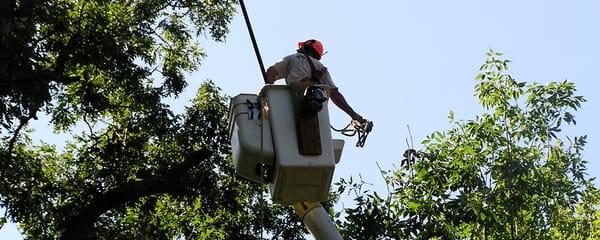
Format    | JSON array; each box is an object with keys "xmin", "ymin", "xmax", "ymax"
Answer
[{"xmin": 61, "ymin": 149, "xmax": 210, "ymax": 240}]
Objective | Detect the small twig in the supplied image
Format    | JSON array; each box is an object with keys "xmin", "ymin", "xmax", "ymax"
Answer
[
  {"xmin": 82, "ymin": 114, "xmax": 96, "ymax": 138},
  {"xmin": 406, "ymin": 125, "xmax": 416, "ymax": 180},
  {"xmin": 407, "ymin": 125, "xmax": 414, "ymax": 149},
  {"xmin": 376, "ymin": 161, "xmax": 392, "ymax": 222},
  {"xmin": 152, "ymin": 30, "xmax": 173, "ymax": 50}
]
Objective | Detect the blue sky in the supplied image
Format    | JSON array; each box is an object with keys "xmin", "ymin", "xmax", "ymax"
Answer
[{"xmin": 2, "ymin": 0, "xmax": 599, "ymax": 238}]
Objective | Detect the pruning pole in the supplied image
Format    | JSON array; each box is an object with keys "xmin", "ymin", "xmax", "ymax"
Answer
[{"xmin": 239, "ymin": 0, "xmax": 268, "ymax": 83}]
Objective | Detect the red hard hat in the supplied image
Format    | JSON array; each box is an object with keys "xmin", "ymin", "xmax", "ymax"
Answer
[{"xmin": 298, "ymin": 39, "xmax": 324, "ymax": 59}]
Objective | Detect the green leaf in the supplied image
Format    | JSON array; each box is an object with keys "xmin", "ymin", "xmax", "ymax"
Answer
[{"xmin": 407, "ymin": 201, "xmax": 421, "ymax": 211}]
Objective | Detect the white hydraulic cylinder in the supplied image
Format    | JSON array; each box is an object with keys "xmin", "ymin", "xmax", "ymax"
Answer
[{"xmin": 293, "ymin": 202, "xmax": 343, "ymax": 240}]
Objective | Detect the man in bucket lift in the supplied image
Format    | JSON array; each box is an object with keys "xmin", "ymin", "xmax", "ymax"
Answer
[{"xmin": 266, "ymin": 39, "xmax": 366, "ymax": 124}]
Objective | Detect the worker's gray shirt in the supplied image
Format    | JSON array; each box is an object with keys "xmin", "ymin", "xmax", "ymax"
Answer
[{"xmin": 270, "ymin": 53, "xmax": 337, "ymax": 89}]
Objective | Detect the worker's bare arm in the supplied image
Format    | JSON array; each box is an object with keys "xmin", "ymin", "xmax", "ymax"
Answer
[{"xmin": 329, "ymin": 89, "xmax": 363, "ymax": 121}]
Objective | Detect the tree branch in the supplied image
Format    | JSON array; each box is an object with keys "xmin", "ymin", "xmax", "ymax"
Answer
[
  {"xmin": 7, "ymin": 112, "xmax": 36, "ymax": 157},
  {"xmin": 61, "ymin": 149, "xmax": 210, "ymax": 240}
]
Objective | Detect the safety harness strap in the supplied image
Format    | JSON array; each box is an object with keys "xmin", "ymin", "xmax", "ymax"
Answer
[{"xmin": 303, "ymin": 54, "xmax": 322, "ymax": 83}]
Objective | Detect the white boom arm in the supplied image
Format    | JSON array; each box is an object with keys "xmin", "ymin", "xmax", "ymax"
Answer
[{"xmin": 293, "ymin": 202, "xmax": 343, "ymax": 240}]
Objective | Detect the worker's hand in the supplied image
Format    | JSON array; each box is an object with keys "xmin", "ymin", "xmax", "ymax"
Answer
[
  {"xmin": 351, "ymin": 114, "xmax": 364, "ymax": 122},
  {"xmin": 264, "ymin": 75, "xmax": 274, "ymax": 84},
  {"xmin": 265, "ymin": 67, "xmax": 278, "ymax": 84},
  {"xmin": 352, "ymin": 118, "xmax": 373, "ymax": 133},
  {"xmin": 350, "ymin": 118, "xmax": 373, "ymax": 136}
]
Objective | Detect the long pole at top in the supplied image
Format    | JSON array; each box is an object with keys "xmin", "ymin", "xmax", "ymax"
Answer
[{"xmin": 239, "ymin": 0, "xmax": 268, "ymax": 83}]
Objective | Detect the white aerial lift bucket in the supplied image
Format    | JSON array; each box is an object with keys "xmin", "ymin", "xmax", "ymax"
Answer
[
  {"xmin": 228, "ymin": 93, "xmax": 274, "ymax": 184},
  {"xmin": 229, "ymin": 84, "xmax": 345, "ymax": 240},
  {"xmin": 262, "ymin": 84, "xmax": 336, "ymax": 203},
  {"xmin": 228, "ymin": 84, "xmax": 343, "ymax": 203}
]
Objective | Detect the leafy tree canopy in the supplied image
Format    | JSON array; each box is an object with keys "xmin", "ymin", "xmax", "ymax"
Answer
[
  {"xmin": 336, "ymin": 49, "xmax": 599, "ymax": 240},
  {"xmin": 1, "ymin": 0, "xmax": 305, "ymax": 239}
]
